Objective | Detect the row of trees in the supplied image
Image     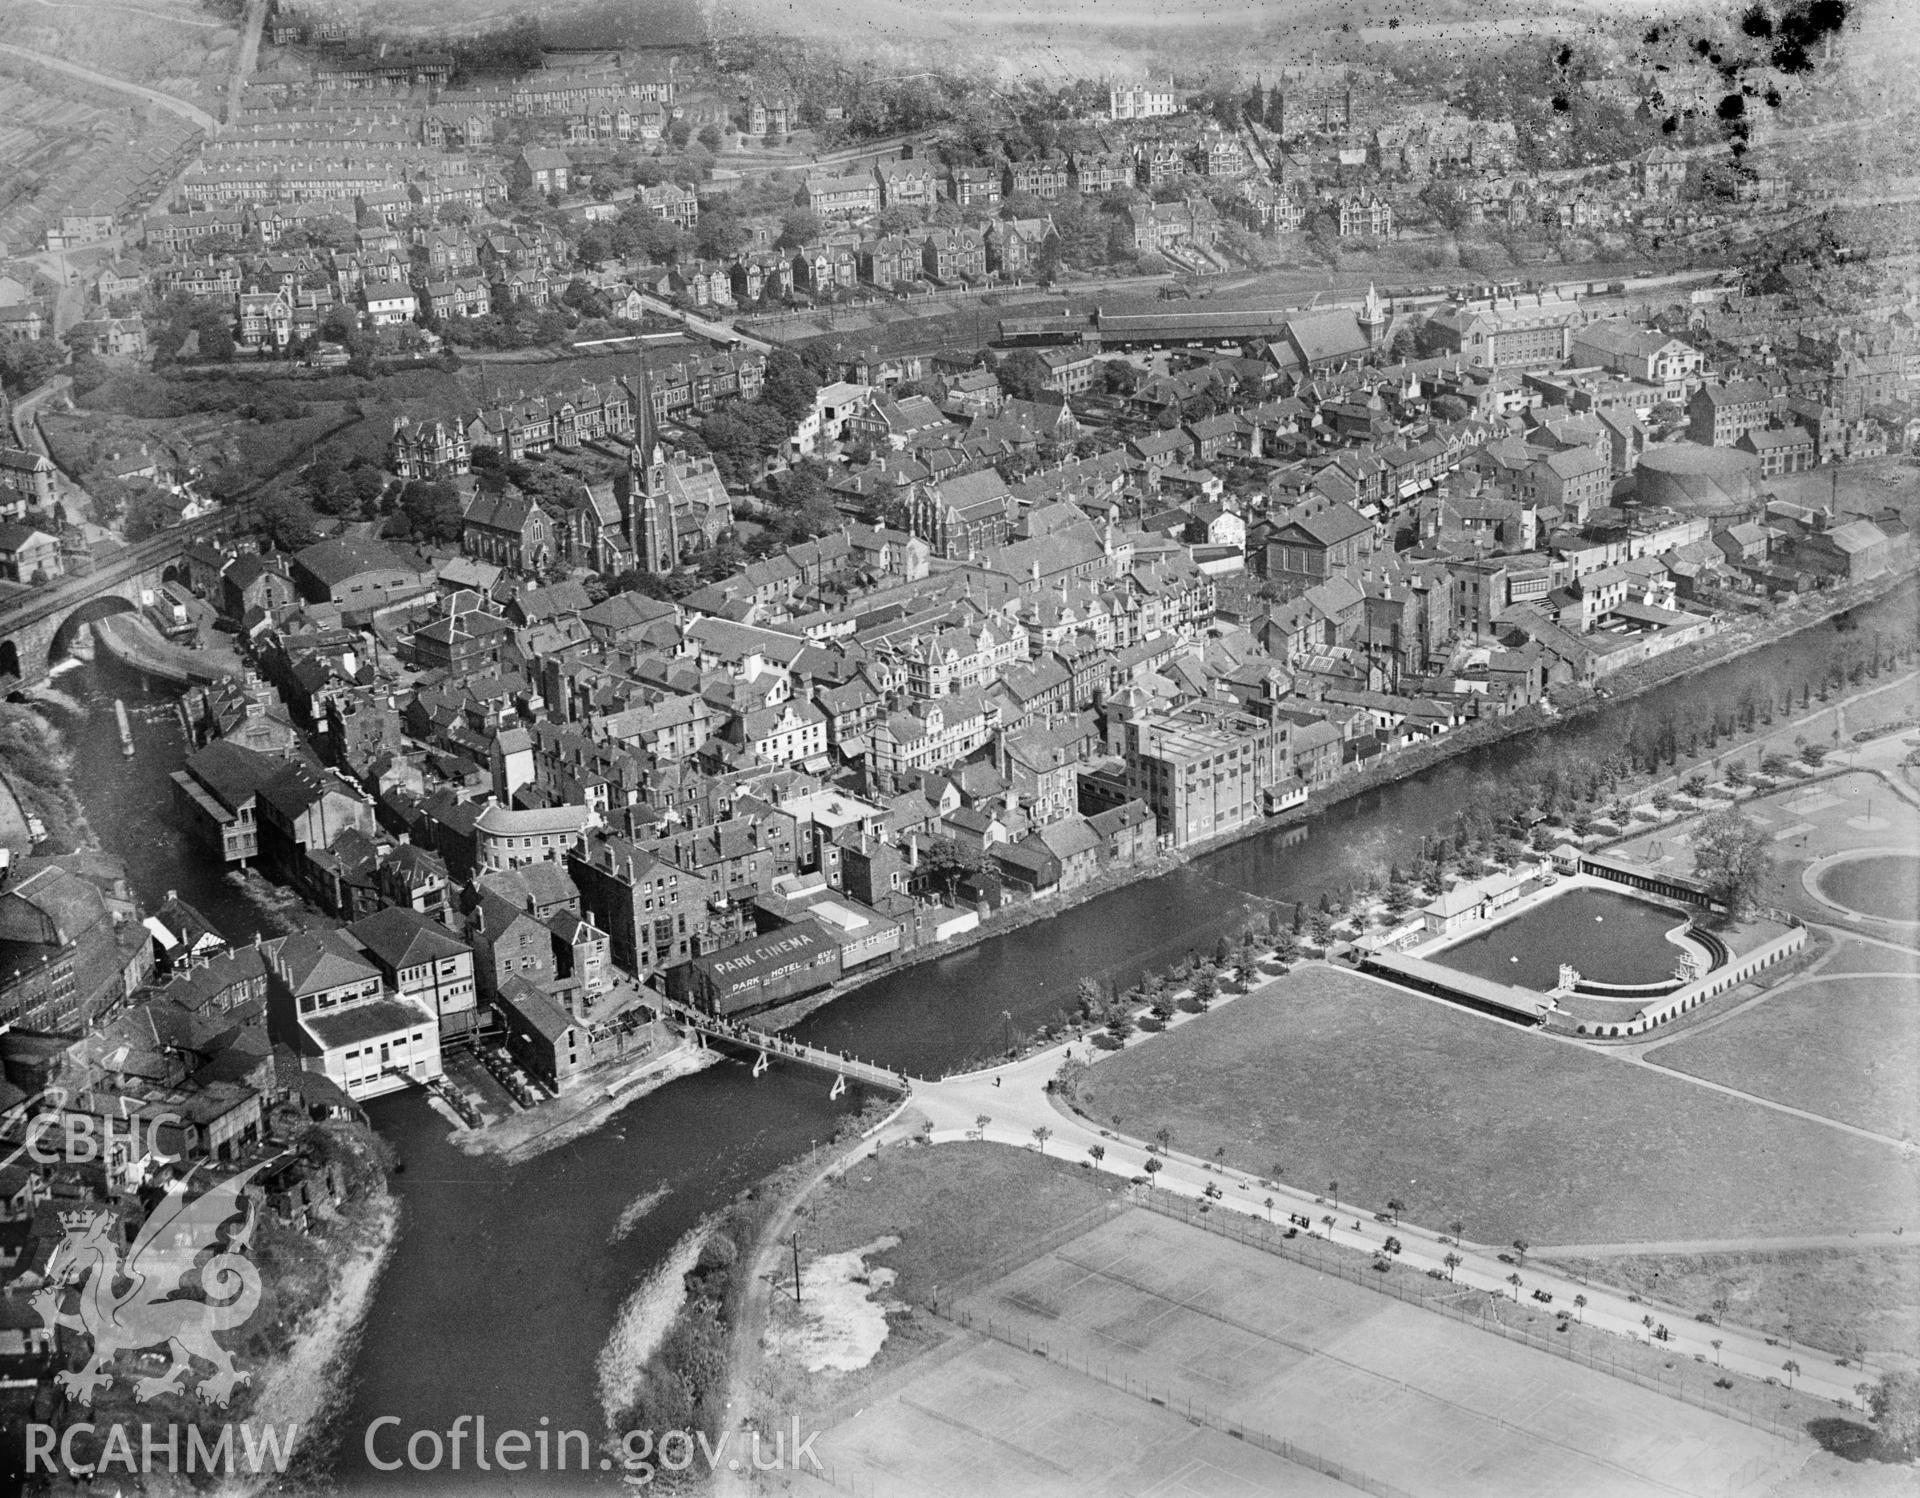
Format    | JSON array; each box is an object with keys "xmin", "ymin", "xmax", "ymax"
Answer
[
  {"xmin": 1073, "ymin": 912, "xmax": 1303, "ymax": 1050},
  {"xmin": 1616, "ymin": 633, "xmax": 1916, "ymax": 774}
]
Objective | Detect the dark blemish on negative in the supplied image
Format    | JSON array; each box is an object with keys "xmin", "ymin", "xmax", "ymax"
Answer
[{"xmin": 1770, "ymin": 0, "xmax": 1848, "ymax": 73}]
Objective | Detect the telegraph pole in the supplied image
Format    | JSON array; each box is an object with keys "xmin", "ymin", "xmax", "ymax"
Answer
[{"xmin": 790, "ymin": 1231, "xmax": 802, "ymax": 1304}]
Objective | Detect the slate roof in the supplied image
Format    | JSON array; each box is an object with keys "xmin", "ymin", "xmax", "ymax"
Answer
[
  {"xmin": 348, "ymin": 908, "xmax": 468, "ymax": 972},
  {"xmin": 293, "ymin": 535, "xmax": 414, "ymax": 589},
  {"xmin": 272, "ymin": 930, "xmax": 380, "ymax": 998}
]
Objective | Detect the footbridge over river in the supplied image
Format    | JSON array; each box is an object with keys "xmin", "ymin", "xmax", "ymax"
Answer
[
  {"xmin": 0, "ymin": 508, "xmax": 252, "ymax": 686},
  {"xmin": 661, "ymin": 998, "xmax": 913, "ymax": 1097}
]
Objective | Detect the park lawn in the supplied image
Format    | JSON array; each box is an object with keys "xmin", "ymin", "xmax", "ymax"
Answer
[
  {"xmin": 1646, "ymin": 975, "xmax": 1920, "ymax": 1141},
  {"xmin": 1073, "ymin": 967, "xmax": 1920, "ymax": 1247},
  {"xmin": 796, "ymin": 1140, "xmax": 1123, "ymax": 1305},
  {"xmin": 1841, "ymin": 674, "xmax": 1920, "ymax": 734},
  {"xmin": 1546, "ymin": 1245, "xmax": 1920, "ymax": 1370},
  {"xmin": 1817, "ymin": 938, "xmax": 1920, "ymax": 978},
  {"xmin": 1781, "ymin": 1452, "xmax": 1920, "ymax": 1498},
  {"xmin": 751, "ymin": 1144, "xmax": 1121, "ymax": 1437}
]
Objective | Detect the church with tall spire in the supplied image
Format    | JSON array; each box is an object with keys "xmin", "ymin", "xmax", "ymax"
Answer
[
  {"xmin": 622, "ymin": 362, "xmax": 675, "ymax": 573},
  {"xmin": 614, "ymin": 359, "xmax": 733, "ymax": 576}
]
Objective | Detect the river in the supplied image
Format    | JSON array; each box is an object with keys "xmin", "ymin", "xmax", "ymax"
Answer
[
  {"xmin": 787, "ymin": 578, "xmax": 1919, "ymax": 1077},
  {"xmin": 49, "ymin": 573, "xmax": 1916, "ymax": 1491}
]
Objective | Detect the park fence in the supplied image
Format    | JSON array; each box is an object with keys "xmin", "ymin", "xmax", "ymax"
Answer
[{"xmin": 1133, "ymin": 1190, "xmax": 1812, "ymax": 1444}]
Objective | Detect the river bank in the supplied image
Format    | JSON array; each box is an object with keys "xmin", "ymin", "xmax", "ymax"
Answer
[
  {"xmin": 592, "ymin": 1094, "xmax": 901, "ymax": 1480},
  {"xmin": 763, "ymin": 567, "xmax": 1919, "ymax": 1059},
  {"xmin": 748, "ymin": 844, "xmax": 1192, "ymax": 1038},
  {"xmin": 216, "ymin": 1192, "xmax": 402, "ymax": 1498},
  {"xmin": 0, "ymin": 699, "xmax": 90, "ymax": 854},
  {"xmin": 1286, "ymin": 558, "xmax": 1919, "ymax": 825},
  {"xmin": 452, "ymin": 1037, "xmax": 721, "ymax": 1166}
]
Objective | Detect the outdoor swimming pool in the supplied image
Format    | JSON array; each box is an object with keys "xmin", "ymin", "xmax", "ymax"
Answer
[{"xmin": 1430, "ymin": 885, "xmax": 1691, "ymax": 991}]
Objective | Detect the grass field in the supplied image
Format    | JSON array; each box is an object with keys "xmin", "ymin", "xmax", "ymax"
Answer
[
  {"xmin": 1646, "ymin": 974, "xmax": 1920, "ymax": 1141},
  {"xmin": 808, "ymin": 1334, "xmax": 1355, "ymax": 1498},
  {"xmin": 1073, "ymin": 968, "xmax": 1920, "ymax": 1246},
  {"xmin": 796, "ymin": 1140, "xmax": 1124, "ymax": 1303},
  {"xmin": 1817, "ymin": 937, "xmax": 1920, "ymax": 978},
  {"xmin": 745, "ymin": 1143, "xmax": 1127, "ymax": 1445},
  {"xmin": 1840, "ymin": 673, "xmax": 1920, "ymax": 736},
  {"xmin": 1547, "ymin": 1244, "xmax": 1920, "ymax": 1370},
  {"xmin": 942, "ymin": 1211, "xmax": 1806, "ymax": 1498},
  {"xmin": 0, "ymin": 0, "xmax": 235, "ymax": 104}
]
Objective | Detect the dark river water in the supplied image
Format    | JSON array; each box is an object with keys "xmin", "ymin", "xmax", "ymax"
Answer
[{"xmin": 50, "ymin": 573, "xmax": 1916, "ymax": 1491}]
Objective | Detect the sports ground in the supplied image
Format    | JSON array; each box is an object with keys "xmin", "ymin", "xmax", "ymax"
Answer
[
  {"xmin": 808, "ymin": 1334, "xmax": 1354, "ymax": 1498},
  {"xmin": 810, "ymin": 1210, "xmax": 1807, "ymax": 1498}
]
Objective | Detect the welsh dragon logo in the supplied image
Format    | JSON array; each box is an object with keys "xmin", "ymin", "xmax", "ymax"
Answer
[{"xmin": 33, "ymin": 1163, "xmax": 265, "ymax": 1407}]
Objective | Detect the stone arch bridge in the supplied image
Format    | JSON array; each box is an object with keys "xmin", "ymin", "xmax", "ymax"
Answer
[{"xmin": 0, "ymin": 510, "xmax": 252, "ymax": 686}]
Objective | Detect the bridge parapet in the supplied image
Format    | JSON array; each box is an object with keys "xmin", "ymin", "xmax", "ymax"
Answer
[
  {"xmin": 672, "ymin": 1006, "xmax": 912, "ymax": 1094},
  {"xmin": 0, "ymin": 508, "xmax": 254, "ymax": 685}
]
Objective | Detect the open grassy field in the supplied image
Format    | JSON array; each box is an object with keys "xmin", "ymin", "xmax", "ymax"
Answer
[
  {"xmin": 939, "ymin": 1211, "xmax": 1807, "ymax": 1498},
  {"xmin": 1840, "ymin": 673, "xmax": 1920, "ymax": 736},
  {"xmin": 807, "ymin": 1334, "xmax": 1356, "ymax": 1498},
  {"xmin": 1780, "ymin": 1450, "xmax": 1920, "ymax": 1498},
  {"xmin": 1818, "ymin": 937, "xmax": 1920, "ymax": 978},
  {"xmin": 1547, "ymin": 1244, "xmax": 1920, "ymax": 1370},
  {"xmin": 1072, "ymin": 968, "xmax": 1920, "ymax": 1246},
  {"xmin": 1646, "ymin": 973, "xmax": 1920, "ymax": 1141},
  {"xmin": 744, "ymin": 1142, "xmax": 1130, "ymax": 1447},
  {"xmin": 795, "ymin": 1140, "xmax": 1124, "ymax": 1303},
  {"xmin": 0, "ymin": 0, "xmax": 235, "ymax": 105}
]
